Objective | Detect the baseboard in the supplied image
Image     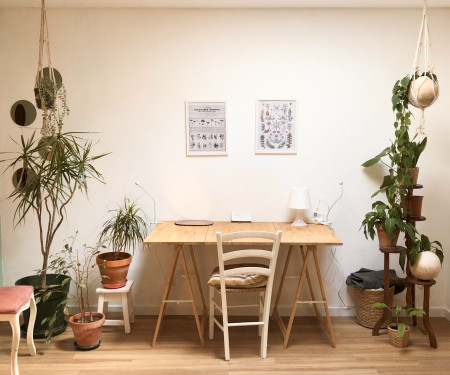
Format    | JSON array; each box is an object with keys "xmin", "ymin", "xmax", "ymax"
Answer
[{"xmin": 68, "ymin": 304, "xmax": 450, "ymax": 320}]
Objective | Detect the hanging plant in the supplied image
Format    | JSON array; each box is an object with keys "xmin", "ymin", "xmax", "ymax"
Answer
[{"xmin": 407, "ymin": 0, "xmax": 439, "ymax": 134}]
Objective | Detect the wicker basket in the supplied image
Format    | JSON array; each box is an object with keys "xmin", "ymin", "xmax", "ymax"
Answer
[
  {"xmin": 354, "ymin": 286, "xmax": 394, "ymax": 328},
  {"xmin": 388, "ymin": 323, "xmax": 410, "ymax": 348}
]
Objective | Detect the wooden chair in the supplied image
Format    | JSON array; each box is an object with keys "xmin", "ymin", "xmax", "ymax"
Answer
[
  {"xmin": 0, "ymin": 286, "xmax": 37, "ymax": 375},
  {"xmin": 208, "ymin": 230, "xmax": 282, "ymax": 361}
]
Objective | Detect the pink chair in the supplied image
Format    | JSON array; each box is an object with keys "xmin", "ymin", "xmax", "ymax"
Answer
[{"xmin": 0, "ymin": 286, "xmax": 37, "ymax": 375}]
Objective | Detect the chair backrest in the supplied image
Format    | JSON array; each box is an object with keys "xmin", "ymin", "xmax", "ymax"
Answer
[{"xmin": 215, "ymin": 230, "xmax": 282, "ymax": 291}]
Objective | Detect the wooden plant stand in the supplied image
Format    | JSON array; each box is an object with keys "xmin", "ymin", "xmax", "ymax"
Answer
[{"xmin": 372, "ymin": 184, "xmax": 437, "ymax": 348}]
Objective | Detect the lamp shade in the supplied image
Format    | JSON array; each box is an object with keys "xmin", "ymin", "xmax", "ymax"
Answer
[{"xmin": 287, "ymin": 187, "xmax": 311, "ymax": 209}]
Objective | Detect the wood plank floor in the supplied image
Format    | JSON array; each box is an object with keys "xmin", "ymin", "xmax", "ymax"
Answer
[{"xmin": 1, "ymin": 316, "xmax": 450, "ymax": 375}]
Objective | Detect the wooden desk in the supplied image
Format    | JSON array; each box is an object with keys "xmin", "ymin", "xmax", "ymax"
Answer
[{"xmin": 144, "ymin": 221, "xmax": 343, "ymax": 347}]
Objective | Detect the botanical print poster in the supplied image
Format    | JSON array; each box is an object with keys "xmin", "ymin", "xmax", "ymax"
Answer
[
  {"xmin": 185, "ymin": 101, "xmax": 227, "ymax": 156},
  {"xmin": 255, "ymin": 100, "xmax": 297, "ymax": 154}
]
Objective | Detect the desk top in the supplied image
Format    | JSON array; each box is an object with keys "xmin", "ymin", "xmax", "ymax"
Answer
[{"xmin": 144, "ymin": 221, "xmax": 343, "ymax": 246}]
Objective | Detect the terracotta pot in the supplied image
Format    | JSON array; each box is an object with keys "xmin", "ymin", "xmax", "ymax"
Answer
[
  {"xmin": 403, "ymin": 195, "xmax": 423, "ymax": 217},
  {"xmin": 96, "ymin": 252, "xmax": 132, "ymax": 289},
  {"xmin": 387, "ymin": 323, "xmax": 410, "ymax": 348},
  {"xmin": 400, "ymin": 167, "xmax": 419, "ymax": 186},
  {"xmin": 377, "ymin": 227, "xmax": 399, "ymax": 248},
  {"xmin": 410, "ymin": 251, "xmax": 441, "ymax": 281},
  {"xmin": 69, "ymin": 312, "xmax": 105, "ymax": 350}
]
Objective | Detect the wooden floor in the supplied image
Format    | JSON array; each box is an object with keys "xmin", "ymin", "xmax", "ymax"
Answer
[{"xmin": 1, "ymin": 315, "xmax": 450, "ymax": 375}]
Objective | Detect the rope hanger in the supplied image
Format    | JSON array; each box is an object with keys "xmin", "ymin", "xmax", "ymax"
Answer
[{"xmin": 408, "ymin": 0, "xmax": 439, "ymax": 135}]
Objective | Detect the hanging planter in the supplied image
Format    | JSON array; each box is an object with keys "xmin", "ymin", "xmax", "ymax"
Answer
[
  {"xmin": 34, "ymin": 0, "xmax": 63, "ymax": 137},
  {"xmin": 407, "ymin": 0, "xmax": 439, "ymax": 135}
]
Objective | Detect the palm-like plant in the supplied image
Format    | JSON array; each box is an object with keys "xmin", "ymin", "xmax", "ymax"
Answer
[
  {"xmin": 99, "ymin": 197, "xmax": 148, "ymax": 260},
  {"xmin": 1, "ymin": 86, "xmax": 106, "ymax": 288}
]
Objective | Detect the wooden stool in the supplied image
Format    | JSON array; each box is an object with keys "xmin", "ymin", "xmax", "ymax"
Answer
[
  {"xmin": 0, "ymin": 286, "xmax": 37, "ymax": 375},
  {"xmin": 96, "ymin": 280, "xmax": 135, "ymax": 334}
]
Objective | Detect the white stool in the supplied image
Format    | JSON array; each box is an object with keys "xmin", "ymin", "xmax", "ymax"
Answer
[{"xmin": 96, "ymin": 280, "xmax": 135, "ymax": 334}]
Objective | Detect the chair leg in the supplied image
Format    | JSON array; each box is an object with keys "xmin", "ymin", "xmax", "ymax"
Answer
[
  {"xmin": 220, "ymin": 288, "xmax": 230, "ymax": 361},
  {"xmin": 209, "ymin": 286, "xmax": 215, "ymax": 340},
  {"xmin": 259, "ymin": 291, "xmax": 264, "ymax": 337},
  {"xmin": 27, "ymin": 295, "xmax": 37, "ymax": 356},
  {"xmin": 10, "ymin": 314, "xmax": 20, "ymax": 375},
  {"xmin": 260, "ymin": 290, "xmax": 271, "ymax": 359},
  {"xmin": 122, "ymin": 293, "xmax": 131, "ymax": 334}
]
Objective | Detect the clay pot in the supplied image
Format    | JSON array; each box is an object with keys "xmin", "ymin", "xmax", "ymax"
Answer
[
  {"xmin": 377, "ymin": 227, "xmax": 400, "ymax": 248},
  {"xmin": 96, "ymin": 252, "xmax": 132, "ymax": 289},
  {"xmin": 408, "ymin": 76, "xmax": 439, "ymax": 109},
  {"xmin": 400, "ymin": 167, "xmax": 419, "ymax": 186},
  {"xmin": 403, "ymin": 195, "xmax": 423, "ymax": 217},
  {"xmin": 387, "ymin": 323, "xmax": 410, "ymax": 348},
  {"xmin": 69, "ymin": 312, "xmax": 105, "ymax": 350},
  {"xmin": 410, "ymin": 251, "xmax": 441, "ymax": 281}
]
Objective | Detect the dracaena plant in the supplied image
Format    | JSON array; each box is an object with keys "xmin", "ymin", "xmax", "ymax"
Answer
[
  {"xmin": 99, "ymin": 197, "xmax": 148, "ymax": 260},
  {"xmin": 0, "ymin": 85, "xmax": 107, "ymax": 288}
]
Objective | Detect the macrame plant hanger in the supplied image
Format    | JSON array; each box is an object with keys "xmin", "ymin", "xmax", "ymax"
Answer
[
  {"xmin": 409, "ymin": 0, "xmax": 439, "ymax": 135},
  {"xmin": 35, "ymin": 0, "xmax": 57, "ymax": 137}
]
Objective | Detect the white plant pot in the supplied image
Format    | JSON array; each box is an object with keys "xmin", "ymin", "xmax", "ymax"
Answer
[
  {"xmin": 410, "ymin": 251, "xmax": 441, "ymax": 281},
  {"xmin": 408, "ymin": 76, "xmax": 439, "ymax": 109}
]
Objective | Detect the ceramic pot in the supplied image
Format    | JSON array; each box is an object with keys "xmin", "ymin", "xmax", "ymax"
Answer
[
  {"xmin": 408, "ymin": 76, "xmax": 439, "ymax": 109},
  {"xmin": 377, "ymin": 227, "xmax": 400, "ymax": 248},
  {"xmin": 403, "ymin": 195, "xmax": 423, "ymax": 217},
  {"xmin": 69, "ymin": 312, "xmax": 105, "ymax": 350},
  {"xmin": 410, "ymin": 251, "xmax": 441, "ymax": 280},
  {"xmin": 387, "ymin": 323, "xmax": 410, "ymax": 348},
  {"xmin": 96, "ymin": 252, "xmax": 132, "ymax": 289}
]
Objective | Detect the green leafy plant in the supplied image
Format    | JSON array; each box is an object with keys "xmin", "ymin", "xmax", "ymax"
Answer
[
  {"xmin": 99, "ymin": 197, "xmax": 148, "ymax": 260},
  {"xmin": 373, "ymin": 302, "xmax": 425, "ymax": 338}
]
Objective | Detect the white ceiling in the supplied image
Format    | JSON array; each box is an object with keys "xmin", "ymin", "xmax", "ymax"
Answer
[{"xmin": 0, "ymin": 0, "xmax": 449, "ymax": 8}]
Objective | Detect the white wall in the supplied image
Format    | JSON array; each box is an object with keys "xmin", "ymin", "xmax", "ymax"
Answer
[{"xmin": 1, "ymin": 7, "xmax": 449, "ymax": 316}]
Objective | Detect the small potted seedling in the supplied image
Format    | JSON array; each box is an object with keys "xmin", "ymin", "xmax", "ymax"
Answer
[{"xmin": 373, "ymin": 302, "xmax": 425, "ymax": 348}]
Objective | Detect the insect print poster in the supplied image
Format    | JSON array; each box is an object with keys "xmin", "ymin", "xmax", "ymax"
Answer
[
  {"xmin": 185, "ymin": 101, "xmax": 227, "ymax": 156},
  {"xmin": 255, "ymin": 100, "xmax": 297, "ymax": 154}
]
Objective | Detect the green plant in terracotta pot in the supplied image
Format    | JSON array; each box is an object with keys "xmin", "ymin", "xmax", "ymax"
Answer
[
  {"xmin": 97, "ymin": 197, "xmax": 148, "ymax": 289},
  {"xmin": 44, "ymin": 234, "xmax": 106, "ymax": 350}
]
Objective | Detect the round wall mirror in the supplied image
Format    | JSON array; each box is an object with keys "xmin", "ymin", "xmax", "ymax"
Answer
[{"xmin": 10, "ymin": 100, "xmax": 37, "ymax": 126}]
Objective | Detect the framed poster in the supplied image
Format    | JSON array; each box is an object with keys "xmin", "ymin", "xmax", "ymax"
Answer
[
  {"xmin": 255, "ymin": 99, "xmax": 297, "ymax": 154},
  {"xmin": 185, "ymin": 101, "xmax": 227, "ymax": 156}
]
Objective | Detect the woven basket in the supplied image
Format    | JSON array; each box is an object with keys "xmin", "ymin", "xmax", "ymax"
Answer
[
  {"xmin": 388, "ymin": 323, "xmax": 410, "ymax": 348},
  {"xmin": 354, "ymin": 286, "xmax": 394, "ymax": 328}
]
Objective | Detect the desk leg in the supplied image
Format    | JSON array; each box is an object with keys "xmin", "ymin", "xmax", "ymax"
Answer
[
  {"xmin": 299, "ymin": 246, "xmax": 321, "ymax": 320},
  {"xmin": 312, "ymin": 247, "xmax": 336, "ymax": 348},
  {"xmin": 180, "ymin": 247, "xmax": 205, "ymax": 346},
  {"xmin": 153, "ymin": 245, "xmax": 181, "ymax": 347},
  {"xmin": 272, "ymin": 245, "xmax": 294, "ymax": 339},
  {"xmin": 283, "ymin": 247, "xmax": 311, "ymax": 349},
  {"xmin": 189, "ymin": 245, "xmax": 208, "ymax": 334}
]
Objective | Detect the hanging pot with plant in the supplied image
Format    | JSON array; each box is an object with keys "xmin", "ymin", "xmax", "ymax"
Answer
[{"xmin": 97, "ymin": 197, "xmax": 148, "ymax": 289}]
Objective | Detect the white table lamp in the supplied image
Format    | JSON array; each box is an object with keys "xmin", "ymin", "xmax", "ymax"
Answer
[{"xmin": 288, "ymin": 187, "xmax": 311, "ymax": 226}]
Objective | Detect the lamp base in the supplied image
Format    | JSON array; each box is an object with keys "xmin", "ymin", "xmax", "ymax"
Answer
[{"xmin": 291, "ymin": 210, "xmax": 308, "ymax": 227}]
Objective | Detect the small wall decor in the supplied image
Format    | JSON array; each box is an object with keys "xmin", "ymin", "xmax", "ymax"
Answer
[
  {"xmin": 185, "ymin": 101, "xmax": 227, "ymax": 156},
  {"xmin": 10, "ymin": 100, "xmax": 37, "ymax": 127},
  {"xmin": 255, "ymin": 99, "xmax": 297, "ymax": 154}
]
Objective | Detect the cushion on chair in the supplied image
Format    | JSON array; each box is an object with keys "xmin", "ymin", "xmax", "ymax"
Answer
[
  {"xmin": 208, "ymin": 263, "xmax": 268, "ymax": 289},
  {"xmin": 0, "ymin": 286, "xmax": 34, "ymax": 314}
]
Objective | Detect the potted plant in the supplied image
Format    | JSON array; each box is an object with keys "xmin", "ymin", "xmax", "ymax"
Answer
[
  {"xmin": 1, "ymin": 83, "xmax": 107, "ymax": 339},
  {"xmin": 44, "ymin": 234, "xmax": 106, "ymax": 350},
  {"xmin": 401, "ymin": 233, "xmax": 444, "ymax": 280},
  {"xmin": 97, "ymin": 197, "xmax": 148, "ymax": 289},
  {"xmin": 373, "ymin": 302, "xmax": 425, "ymax": 348}
]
